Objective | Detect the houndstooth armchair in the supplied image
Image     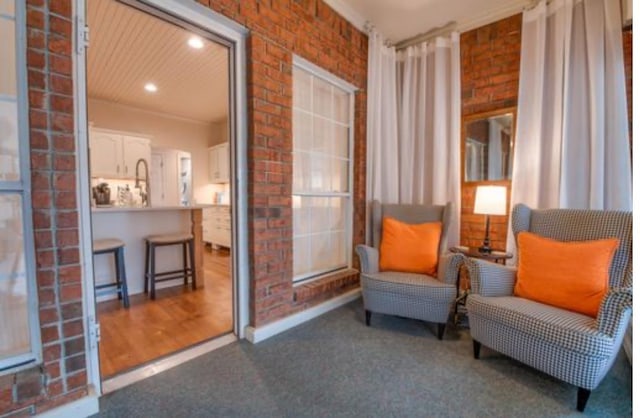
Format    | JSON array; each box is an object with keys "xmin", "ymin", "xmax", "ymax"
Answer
[
  {"xmin": 356, "ymin": 201, "xmax": 464, "ymax": 339},
  {"xmin": 465, "ymin": 204, "xmax": 632, "ymax": 412}
]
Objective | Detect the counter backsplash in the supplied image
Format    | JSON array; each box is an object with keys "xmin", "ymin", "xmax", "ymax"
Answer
[{"xmin": 91, "ymin": 178, "xmax": 145, "ymax": 207}]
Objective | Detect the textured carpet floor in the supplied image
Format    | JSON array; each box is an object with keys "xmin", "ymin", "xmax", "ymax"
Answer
[{"xmin": 93, "ymin": 300, "xmax": 632, "ymax": 417}]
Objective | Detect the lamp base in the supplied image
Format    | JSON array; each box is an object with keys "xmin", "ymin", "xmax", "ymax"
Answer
[
  {"xmin": 477, "ymin": 245, "xmax": 492, "ymax": 254},
  {"xmin": 478, "ymin": 215, "xmax": 492, "ymax": 254}
]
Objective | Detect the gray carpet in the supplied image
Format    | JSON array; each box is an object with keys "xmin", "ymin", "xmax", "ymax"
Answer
[{"xmin": 93, "ymin": 300, "xmax": 632, "ymax": 417}]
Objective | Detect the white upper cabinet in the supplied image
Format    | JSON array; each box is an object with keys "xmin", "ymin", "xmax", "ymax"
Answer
[
  {"xmin": 208, "ymin": 142, "xmax": 229, "ymax": 183},
  {"xmin": 122, "ymin": 135, "xmax": 152, "ymax": 178},
  {"xmin": 90, "ymin": 130, "xmax": 123, "ymax": 178},
  {"xmin": 89, "ymin": 128, "xmax": 151, "ymax": 179}
]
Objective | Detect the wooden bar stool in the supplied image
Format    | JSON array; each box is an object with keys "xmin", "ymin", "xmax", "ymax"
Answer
[
  {"xmin": 144, "ymin": 233, "xmax": 196, "ymax": 300},
  {"xmin": 93, "ymin": 238, "xmax": 130, "ymax": 308}
]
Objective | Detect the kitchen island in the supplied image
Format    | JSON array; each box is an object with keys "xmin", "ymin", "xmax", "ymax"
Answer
[{"xmin": 91, "ymin": 205, "xmax": 212, "ymax": 300}]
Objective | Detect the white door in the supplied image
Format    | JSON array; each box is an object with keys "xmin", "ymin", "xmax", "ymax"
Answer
[
  {"xmin": 208, "ymin": 147, "xmax": 218, "ymax": 182},
  {"xmin": 217, "ymin": 143, "xmax": 230, "ymax": 183},
  {"xmin": 122, "ymin": 136, "xmax": 151, "ymax": 179},
  {"xmin": 150, "ymin": 153, "xmax": 165, "ymax": 206},
  {"xmin": 89, "ymin": 131, "xmax": 121, "ymax": 178}
]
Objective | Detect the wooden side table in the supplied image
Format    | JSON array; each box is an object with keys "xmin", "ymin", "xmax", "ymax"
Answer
[{"xmin": 449, "ymin": 246, "xmax": 513, "ymax": 326}]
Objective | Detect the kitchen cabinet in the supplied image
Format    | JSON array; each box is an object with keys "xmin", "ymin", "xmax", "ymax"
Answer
[
  {"xmin": 203, "ymin": 206, "xmax": 231, "ymax": 248},
  {"xmin": 208, "ymin": 142, "xmax": 229, "ymax": 183},
  {"xmin": 89, "ymin": 128, "xmax": 151, "ymax": 179}
]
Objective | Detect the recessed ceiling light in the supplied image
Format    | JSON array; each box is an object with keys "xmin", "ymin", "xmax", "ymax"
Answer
[
  {"xmin": 144, "ymin": 83, "xmax": 158, "ymax": 93},
  {"xmin": 188, "ymin": 36, "xmax": 204, "ymax": 49}
]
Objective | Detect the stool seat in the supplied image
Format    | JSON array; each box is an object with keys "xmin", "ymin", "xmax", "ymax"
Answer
[
  {"xmin": 93, "ymin": 238, "xmax": 125, "ymax": 253},
  {"xmin": 144, "ymin": 233, "xmax": 196, "ymax": 300},
  {"xmin": 145, "ymin": 233, "xmax": 194, "ymax": 244}
]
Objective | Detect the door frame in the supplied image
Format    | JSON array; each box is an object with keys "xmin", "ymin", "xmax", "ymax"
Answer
[{"xmin": 73, "ymin": 0, "xmax": 249, "ymax": 395}]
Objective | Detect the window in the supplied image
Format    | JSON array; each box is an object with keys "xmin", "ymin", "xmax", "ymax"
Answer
[
  {"xmin": 292, "ymin": 56, "xmax": 355, "ymax": 282},
  {"xmin": 0, "ymin": 0, "xmax": 41, "ymax": 372}
]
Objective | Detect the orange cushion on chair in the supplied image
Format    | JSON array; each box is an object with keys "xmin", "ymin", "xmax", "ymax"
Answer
[
  {"xmin": 514, "ymin": 232, "xmax": 619, "ymax": 318},
  {"xmin": 379, "ymin": 217, "xmax": 441, "ymax": 276}
]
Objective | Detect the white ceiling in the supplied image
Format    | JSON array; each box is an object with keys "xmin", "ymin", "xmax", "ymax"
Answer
[
  {"xmin": 87, "ymin": 0, "xmax": 229, "ymax": 123},
  {"xmin": 330, "ymin": 0, "xmax": 530, "ymax": 43}
]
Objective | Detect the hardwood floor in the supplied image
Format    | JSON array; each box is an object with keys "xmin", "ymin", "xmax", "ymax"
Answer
[{"xmin": 97, "ymin": 246, "xmax": 232, "ymax": 379}]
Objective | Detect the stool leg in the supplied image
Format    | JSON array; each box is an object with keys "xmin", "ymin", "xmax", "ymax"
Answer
[
  {"xmin": 114, "ymin": 249, "xmax": 122, "ymax": 301},
  {"xmin": 149, "ymin": 243, "xmax": 156, "ymax": 300},
  {"xmin": 144, "ymin": 241, "xmax": 150, "ymax": 294},
  {"xmin": 188, "ymin": 238, "xmax": 196, "ymax": 290},
  {"xmin": 116, "ymin": 247, "xmax": 130, "ymax": 308},
  {"xmin": 182, "ymin": 241, "xmax": 188, "ymax": 286}
]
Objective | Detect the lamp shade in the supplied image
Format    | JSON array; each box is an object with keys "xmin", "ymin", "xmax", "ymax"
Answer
[{"xmin": 474, "ymin": 185, "xmax": 507, "ymax": 216}]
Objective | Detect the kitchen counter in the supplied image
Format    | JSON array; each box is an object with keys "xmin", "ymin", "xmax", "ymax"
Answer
[{"xmin": 91, "ymin": 204, "xmax": 222, "ymax": 213}]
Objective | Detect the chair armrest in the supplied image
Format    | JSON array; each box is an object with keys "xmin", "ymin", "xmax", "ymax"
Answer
[
  {"xmin": 464, "ymin": 258, "xmax": 517, "ymax": 297},
  {"xmin": 597, "ymin": 287, "xmax": 632, "ymax": 337},
  {"xmin": 355, "ymin": 245, "xmax": 379, "ymax": 274},
  {"xmin": 437, "ymin": 252, "xmax": 464, "ymax": 285}
]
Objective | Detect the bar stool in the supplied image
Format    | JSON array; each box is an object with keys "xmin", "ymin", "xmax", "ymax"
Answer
[
  {"xmin": 144, "ymin": 233, "xmax": 196, "ymax": 300},
  {"xmin": 93, "ymin": 238, "xmax": 130, "ymax": 308}
]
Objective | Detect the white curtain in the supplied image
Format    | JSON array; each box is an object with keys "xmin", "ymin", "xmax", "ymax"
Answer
[
  {"xmin": 366, "ymin": 30, "xmax": 461, "ymax": 247},
  {"xmin": 365, "ymin": 30, "xmax": 399, "ymax": 245},
  {"xmin": 507, "ymin": 0, "xmax": 631, "ymax": 255}
]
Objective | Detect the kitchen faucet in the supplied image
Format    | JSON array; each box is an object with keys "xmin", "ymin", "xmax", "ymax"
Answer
[{"xmin": 135, "ymin": 158, "xmax": 151, "ymax": 207}]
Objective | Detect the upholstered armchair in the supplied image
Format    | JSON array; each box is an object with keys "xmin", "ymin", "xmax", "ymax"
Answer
[
  {"xmin": 465, "ymin": 204, "xmax": 632, "ymax": 412},
  {"xmin": 356, "ymin": 201, "xmax": 464, "ymax": 339}
]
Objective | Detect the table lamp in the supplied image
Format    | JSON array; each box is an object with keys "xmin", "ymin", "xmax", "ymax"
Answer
[{"xmin": 473, "ymin": 185, "xmax": 507, "ymax": 253}]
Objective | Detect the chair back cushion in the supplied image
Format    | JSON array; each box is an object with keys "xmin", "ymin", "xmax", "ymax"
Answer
[
  {"xmin": 512, "ymin": 204, "xmax": 632, "ymax": 288},
  {"xmin": 379, "ymin": 217, "xmax": 441, "ymax": 275},
  {"xmin": 514, "ymin": 232, "xmax": 619, "ymax": 317},
  {"xmin": 371, "ymin": 201, "xmax": 451, "ymax": 256}
]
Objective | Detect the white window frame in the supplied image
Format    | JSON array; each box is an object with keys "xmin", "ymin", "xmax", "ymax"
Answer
[
  {"xmin": 0, "ymin": 0, "xmax": 42, "ymax": 373},
  {"xmin": 291, "ymin": 55, "xmax": 357, "ymax": 283}
]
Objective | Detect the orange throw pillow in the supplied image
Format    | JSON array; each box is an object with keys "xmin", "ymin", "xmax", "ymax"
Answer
[
  {"xmin": 379, "ymin": 217, "xmax": 441, "ymax": 276},
  {"xmin": 514, "ymin": 232, "xmax": 619, "ymax": 318}
]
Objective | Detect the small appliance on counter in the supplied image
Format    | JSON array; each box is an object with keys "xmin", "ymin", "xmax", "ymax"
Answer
[{"xmin": 92, "ymin": 183, "xmax": 111, "ymax": 207}]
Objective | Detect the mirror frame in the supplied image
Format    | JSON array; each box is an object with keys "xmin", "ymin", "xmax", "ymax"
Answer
[{"xmin": 461, "ymin": 106, "xmax": 517, "ymax": 185}]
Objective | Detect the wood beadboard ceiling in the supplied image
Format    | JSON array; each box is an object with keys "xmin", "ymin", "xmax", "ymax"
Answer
[{"xmin": 87, "ymin": 0, "xmax": 229, "ymax": 123}]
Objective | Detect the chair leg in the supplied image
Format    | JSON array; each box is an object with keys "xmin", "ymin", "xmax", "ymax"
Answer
[
  {"xmin": 116, "ymin": 247, "xmax": 130, "ymax": 308},
  {"xmin": 473, "ymin": 339, "xmax": 481, "ymax": 359},
  {"xmin": 149, "ymin": 243, "xmax": 156, "ymax": 300},
  {"xmin": 188, "ymin": 239, "xmax": 196, "ymax": 290},
  {"xmin": 182, "ymin": 241, "xmax": 188, "ymax": 286},
  {"xmin": 577, "ymin": 387, "xmax": 591, "ymax": 412},
  {"xmin": 365, "ymin": 310, "xmax": 371, "ymax": 326},
  {"xmin": 437, "ymin": 323, "xmax": 446, "ymax": 340}
]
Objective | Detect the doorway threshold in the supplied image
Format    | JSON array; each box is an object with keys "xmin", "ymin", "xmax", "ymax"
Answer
[{"xmin": 101, "ymin": 333, "xmax": 237, "ymax": 394}]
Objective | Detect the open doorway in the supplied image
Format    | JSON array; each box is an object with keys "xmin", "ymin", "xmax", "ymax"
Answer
[{"xmin": 84, "ymin": 0, "xmax": 235, "ymax": 380}]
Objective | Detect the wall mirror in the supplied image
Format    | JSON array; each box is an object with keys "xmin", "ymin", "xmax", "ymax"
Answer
[{"xmin": 462, "ymin": 108, "xmax": 516, "ymax": 182}]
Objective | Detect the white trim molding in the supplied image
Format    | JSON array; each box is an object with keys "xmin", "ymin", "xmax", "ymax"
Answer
[
  {"xmin": 36, "ymin": 392, "xmax": 99, "ymax": 418},
  {"xmin": 323, "ymin": 0, "xmax": 367, "ymax": 32},
  {"xmin": 245, "ymin": 288, "xmax": 361, "ymax": 344},
  {"xmin": 455, "ymin": 0, "xmax": 529, "ymax": 33}
]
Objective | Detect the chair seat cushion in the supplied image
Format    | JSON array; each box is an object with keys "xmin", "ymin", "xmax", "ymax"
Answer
[
  {"xmin": 467, "ymin": 294, "xmax": 613, "ymax": 358},
  {"xmin": 361, "ymin": 271, "xmax": 456, "ymax": 301}
]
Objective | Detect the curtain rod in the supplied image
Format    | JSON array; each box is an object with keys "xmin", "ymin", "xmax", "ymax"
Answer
[{"xmin": 394, "ymin": 21, "xmax": 457, "ymax": 50}]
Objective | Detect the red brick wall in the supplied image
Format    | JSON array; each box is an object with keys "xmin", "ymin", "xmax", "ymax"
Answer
[
  {"xmin": 198, "ymin": 1, "xmax": 368, "ymax": 326},
  {"xmin": 1, "ymin": 0, "xmax": 88, "ymax": 416},
  {"xmin": 460, "ymin": 14, "xmax": 521, "ymax": 251}
]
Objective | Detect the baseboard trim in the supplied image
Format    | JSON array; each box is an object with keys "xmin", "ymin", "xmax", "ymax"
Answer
[
  {"xmin": 245, "ymin": 288, "xmax": 361, "ymax": 344},
  {"xmin": 37, "ymin": 393, "xmax": 99, "ymax": 418},
  {"xmin": 101, "ymin": 333, "xmax": 237, "ymax": 394}
]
